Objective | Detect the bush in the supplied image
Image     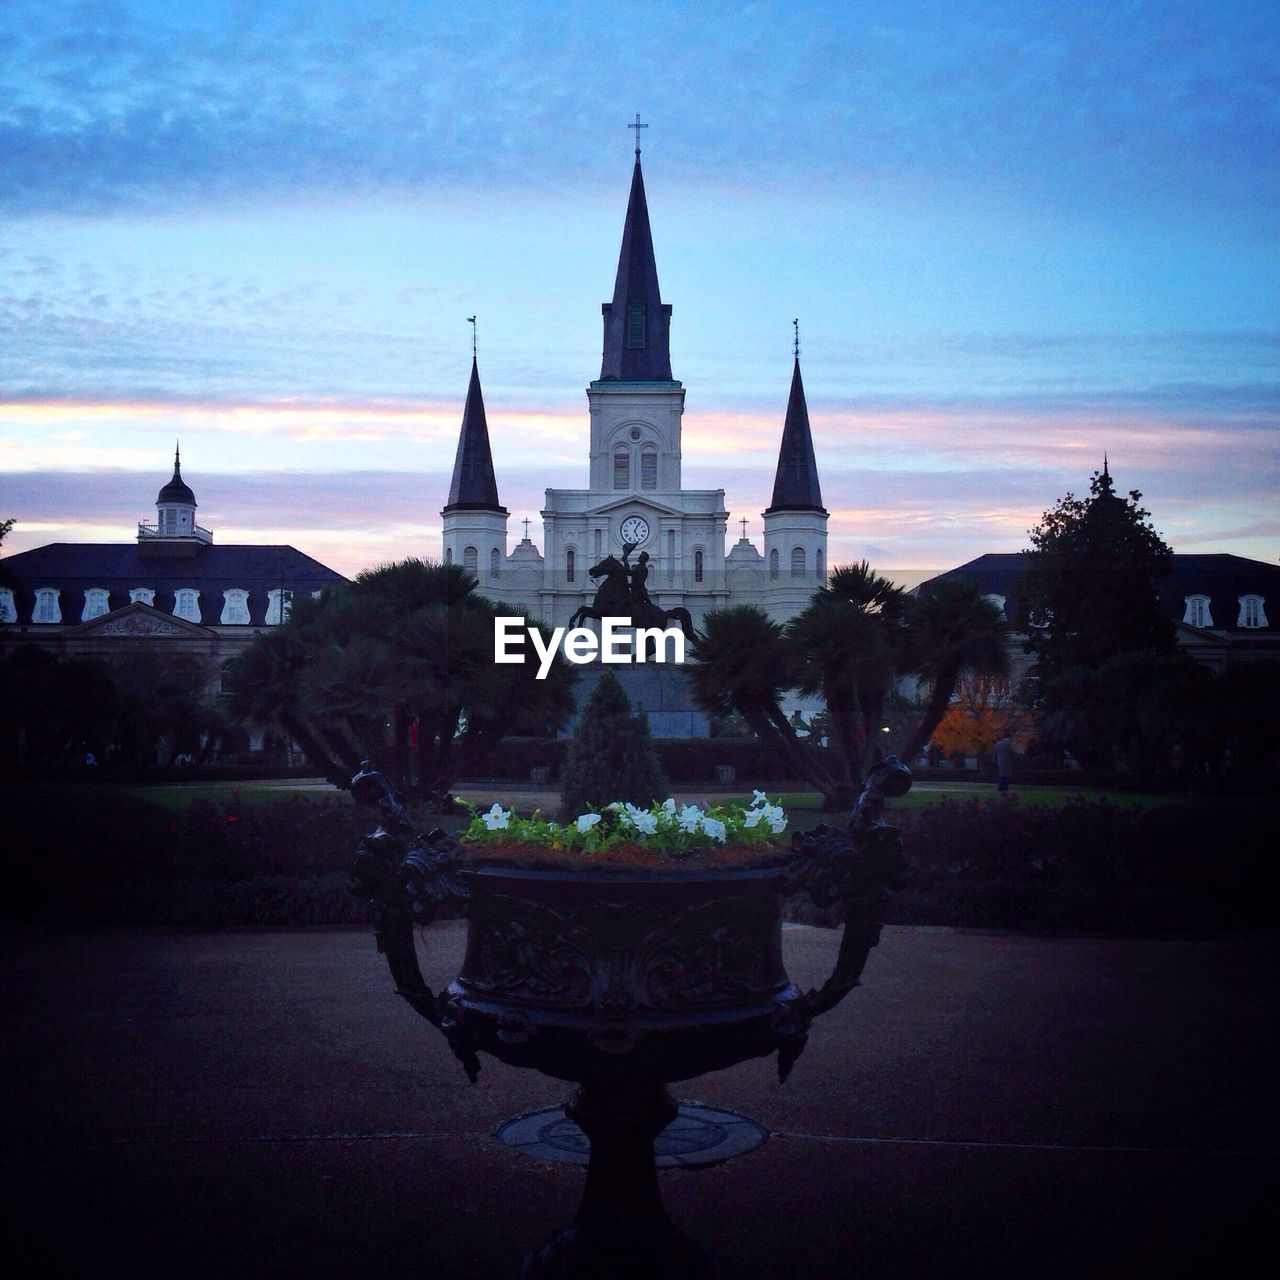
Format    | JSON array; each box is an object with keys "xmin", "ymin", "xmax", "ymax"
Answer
[{"xmin": 559, "ymin": 671, "xmax": 668, "ymax": 820}]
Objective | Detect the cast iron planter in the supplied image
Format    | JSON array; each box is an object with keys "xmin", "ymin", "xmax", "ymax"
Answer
[{"xmin": 351, "ymin": 763, "xmax": 910, "ymax": 1277}]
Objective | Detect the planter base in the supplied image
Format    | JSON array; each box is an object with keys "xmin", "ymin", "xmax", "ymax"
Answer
[{"xmin": 521, "ymin": 1075, "xmax": 715, "ymax": 1279}]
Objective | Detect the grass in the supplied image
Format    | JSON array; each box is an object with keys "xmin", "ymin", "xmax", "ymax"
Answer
[{"xmin": 768, "ymin": 784, "xmax": 1166, "ymax": 816}]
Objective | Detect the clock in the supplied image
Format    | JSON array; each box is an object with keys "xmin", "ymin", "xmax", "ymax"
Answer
[{"xmin": 619, "ymin": 515, "xmax": 651, "ymax": 546}]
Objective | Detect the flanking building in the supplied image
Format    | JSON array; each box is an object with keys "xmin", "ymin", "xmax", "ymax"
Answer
[{"xmin": 0, "ymin": 450, "xmax": 347, "ymax": 721}]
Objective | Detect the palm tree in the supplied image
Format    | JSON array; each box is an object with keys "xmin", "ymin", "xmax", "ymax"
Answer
[
  {"xmin": 898, "ymin": 576, "xmax": 1009, "ymax": 763},
  {"xmin": 227, "ymin": 558, "xmax": 575, "ymax": 807},
  {"xmin": 687, "ymin": 605, "xmax": 840, "ymax": 802}
]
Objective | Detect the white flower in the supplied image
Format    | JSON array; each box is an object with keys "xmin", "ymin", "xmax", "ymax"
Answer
[
  {"xmin": 762, "ymin": 804, "xmax": 787, "ymax": 834},
  {"xmin": 631, "ymin": 810, "xmax": 659, "ymax": 835},
  {"xmin": 742, "ymin": 807, "xmax": 764, "ymax": 829},
  {"xmin": 576, "ymin": 813, "xmax": 602, "ymax": 833},
  {"xmin": 701, "ymin": 817, "xmax": 727, "ymax": 842},
  {"xmin": 677, "ymin": 804, "xmax": 703, "ymax": 833},
  {"xmin": 481, "ymin": 803, "xmax": 510, "ymax": 831},
  {"xmin": 662, "ymin": 798, "xmax": 677, "ymax": 815},
  {"xmin": 751, "ymin": 789, "xmax": 769, "ymax": 807}
]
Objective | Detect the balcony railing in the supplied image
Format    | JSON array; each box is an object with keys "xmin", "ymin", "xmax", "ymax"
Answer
[{"xmin": 137, "ymin": 521, "xmax": 213, "ymax": 544}]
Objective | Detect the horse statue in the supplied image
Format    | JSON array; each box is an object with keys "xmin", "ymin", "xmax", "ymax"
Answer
[{"xmin": 567, "ymin": 545, "xmax": 697, "ymax": 656}]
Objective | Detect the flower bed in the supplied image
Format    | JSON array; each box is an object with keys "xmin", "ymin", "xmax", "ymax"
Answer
[{"xmin": 458, "ymin": 791, "xmax": 790, "ymax": 867}]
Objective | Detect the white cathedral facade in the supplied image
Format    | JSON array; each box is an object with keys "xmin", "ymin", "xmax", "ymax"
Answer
[{"xmin": 441, "ymin": 150, "xmax": 829, "ymax": 631}]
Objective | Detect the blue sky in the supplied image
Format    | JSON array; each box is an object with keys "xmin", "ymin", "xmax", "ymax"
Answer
[{"xmin": 2, "ymin": 0, "xmax": 1276, "ymax": 577}]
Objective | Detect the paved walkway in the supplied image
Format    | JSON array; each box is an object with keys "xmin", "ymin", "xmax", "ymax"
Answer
[{"xmin": 2, "ymin": 925, "xmax": 1274, "ymax": 1278}]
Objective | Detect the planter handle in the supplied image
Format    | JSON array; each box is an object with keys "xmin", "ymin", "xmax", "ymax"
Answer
[
  {"xmin": 779, "ymin": 757, "xmax": 911, "ymax": 1079},
  {"xmin": 348, "ymin": 765, "xmax": 480, "ymax": 1080}
]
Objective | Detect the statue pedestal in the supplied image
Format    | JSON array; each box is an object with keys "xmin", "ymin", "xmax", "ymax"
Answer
[{"xmin": 565, "ymin": 662, "xmax": 710, "ymax": 738}]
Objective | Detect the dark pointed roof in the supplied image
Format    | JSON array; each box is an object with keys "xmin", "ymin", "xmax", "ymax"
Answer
[
  {"xmin": 599, "ymin": 159, "xmax": 674, "ymax": 381},
  {"xmin": 765, "ymin": 359, "xmax": 826, "ymax": 513},
  {"xmin": 444, "ymin": 358, "xmax": 506, "ymax": 513},
  {"xmin": 156, "ymin": 445, "xmax": 196, "ymax": 507}
]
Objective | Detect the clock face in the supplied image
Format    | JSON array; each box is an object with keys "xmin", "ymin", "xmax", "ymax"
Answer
[{"xmin": 620, "ymin": 515, "xmax": 651, "ymax": 546}]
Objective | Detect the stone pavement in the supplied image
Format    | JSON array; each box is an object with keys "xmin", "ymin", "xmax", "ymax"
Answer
[{"xmin": 2, "ymin": 925, "xmax": 1274, "ymax": 1278}]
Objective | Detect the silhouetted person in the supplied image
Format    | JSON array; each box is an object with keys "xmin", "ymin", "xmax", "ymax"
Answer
[{"xmin": 995, "ymin": 734, "xmax": 1015, "ymax": 794}]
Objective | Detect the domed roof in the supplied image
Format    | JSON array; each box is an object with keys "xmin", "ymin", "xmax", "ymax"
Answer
[{"xmin": 156, "ymin": 446, "xmax": 197, "ymax": 507}]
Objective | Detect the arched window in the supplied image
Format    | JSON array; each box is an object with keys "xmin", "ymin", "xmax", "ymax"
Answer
[
  {"xmin": 220, "ymin": 589, "xmax": 251, "ymax": 624},
  {"xmin": 444, "ymin": 547, "xmax": 453, "ymax": 565},
  {"xmin": 613, "ymin": 450, "xmax": 630, "ymax": 490},
  {"xmin": 173, "ymin": 589, "xmax": 201, "ymax": 623},
  {"xmin": 34, "ymin": 588, "xmax": 61, "ymax": 623},
  {"xmin": 1183, "ymin": 595, "xmax": 1212, "ymax": 628},
  {"xmin": 489, "ymin": 548, "xmax": 500, "ymax": 580},
  {"xmin": 641, "ymin": 450, "xmax": 657, "ymax": 491},
  {"xmin": 82, "ymin": 588, "xmax": 110, "ymax": 621},
  {"xmin": 769, "ymin": 550, "xmax": 779, "ymax": 580},
  {"xmin": 129, "ymin": 587, "xmax": 155, "ymax": 606},
  {"xmin": 0, "ymin": 588, "xmax": 14, "ymax": 623},
  {"xmin": 566, "ymin": 548, "xmax": 576, "ymax": 583},
  {"xmin": 1237, "ymin": 595, "xmax": 1268, "ymax": 628},
  {"xmin": 694, "ymin": 549, "xmax": 704, "ymax": 583},
  {"xmin": 626, "ymin": 300, "xmax": 646, "ymax": 348},
  {"xmin": 791, "ymin": 547, "xmax": 806, "ymax": 577},
  {"xmin": 463, "ymin": 545, "xmax": 478, "ymax": 576},
  {"xmin": 816, "ymin": 549, "xmax": 825, "ymax": 584}
]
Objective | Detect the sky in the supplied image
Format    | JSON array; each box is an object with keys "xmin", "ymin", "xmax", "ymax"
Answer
[{"xmin": 1, "ymin": 0, "xmax": 1277, "ymax": 580}]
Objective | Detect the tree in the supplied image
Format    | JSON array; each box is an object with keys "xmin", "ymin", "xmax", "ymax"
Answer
[
  {"xmin": 686, "ymin": 605, "xmax": 839, "ymax": 800},
  {"xmin": 690, "ymin": 565, "xmax": 1008, "ymax": 809},
  {"xmin": 929, "ymin": 675, "xmax": 1028, "ymax": 761},
  {"xmin": 897, "ymin": 575, "xmax": 1009, "ymax": 762},
  {"xmin": 559, "ymin": 670, "xmax": 668, "ymax": 820},
  {"xmin": 1017, "ymin": 464, "xmax": 1175, "ymax": 679},
  {"xmin": 226, "ymin": 558, "xmax": 575, "ymax": 808}
]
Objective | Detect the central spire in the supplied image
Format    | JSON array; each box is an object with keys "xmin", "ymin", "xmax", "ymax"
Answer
[{"xmin": 599, "ymin": 142, "xmax": 673, "ymax": 382}]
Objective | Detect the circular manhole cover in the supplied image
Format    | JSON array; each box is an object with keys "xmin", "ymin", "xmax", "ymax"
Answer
[{"xmin": 496, "ymin": 1102, "xmax": 769, "ymax": 1169}]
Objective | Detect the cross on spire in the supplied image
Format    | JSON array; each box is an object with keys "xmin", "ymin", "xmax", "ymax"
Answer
[
  {"xmin": 467, "ymin": 315, "xmax": 477, "ymax": 358},
  {"xmin": 522, "ymin": 517, "xmax": 531, "ymax": 539},
  {"xmin": 740, "ymin": 517, "xmax": 748, "ymax": 539},
  {"xmin": 793, "ymin": 318, "xmax": 800, "ymax": 361},
  {"xmin": 629, "ymin": 113, "xmax": 647, "ymax": 159}
]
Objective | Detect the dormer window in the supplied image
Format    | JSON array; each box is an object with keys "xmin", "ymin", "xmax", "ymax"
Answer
[
  {"xmin": 1183, "ymin": 595, "xmax": 1212, "ymax": 629},
  {"xmin": 0, "ymin": 588, "xmax": 16, "ymax": 623},
  {"xmin": 626, "ymin": 301, "xmax": 646, "ymax": 349},
  {"xmin": 82, "ymin": 588, "xmax": 110, "ymax": 621},
  {"xmin": 34, "ymin": 588, "xmax": 61, "ymax": 623},
  {"xmin": 1238, "ymin": 595, "xmax": 1268, "ymax": 629},
  {"xmin": 220, "ymin": 589, "xmax": 251, "ymax": 625},
  {"xmin": 174, "ymin": 589, "xmax": 201, "ymax": 623},
  {"xmin": 130, "ymin": 588, "xmax": 155, "ymax": 606},
  {"xmin": 266, "ymin": 589, "xmax": 292, "ymax": 625}
]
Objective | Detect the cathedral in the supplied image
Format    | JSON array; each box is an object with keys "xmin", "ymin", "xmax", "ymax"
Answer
[{"xmin": 441, "ymin": 145, "xmax": 828, "ymax": 631}]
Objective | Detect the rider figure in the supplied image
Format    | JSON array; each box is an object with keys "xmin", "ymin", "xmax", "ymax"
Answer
[{"xmin": 620, "ymin": 541, "xmax": 653, "ymax": 609}]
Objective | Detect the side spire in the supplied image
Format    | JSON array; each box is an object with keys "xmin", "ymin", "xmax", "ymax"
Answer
[
  {"xmin": 443, "ymin": 357, "xmax": 506, "ymax": 513},
  {"xmin": 599, "ymin": 129, "xmax": 673, "ymax": 381},
  {"xmin": 765, "ymin": 350, "xmax": 826, "ymax": 514}
]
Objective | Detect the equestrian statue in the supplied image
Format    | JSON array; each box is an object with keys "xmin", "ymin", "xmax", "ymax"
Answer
[{"xmin": 567, "ymin": 541, "xmax": 698, "ymax": 656}]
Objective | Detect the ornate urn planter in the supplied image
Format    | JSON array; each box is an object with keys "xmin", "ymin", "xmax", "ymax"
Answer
[{"xmin": 351, "ymin": 763, "xmax": 910, "ymax": 1277}]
